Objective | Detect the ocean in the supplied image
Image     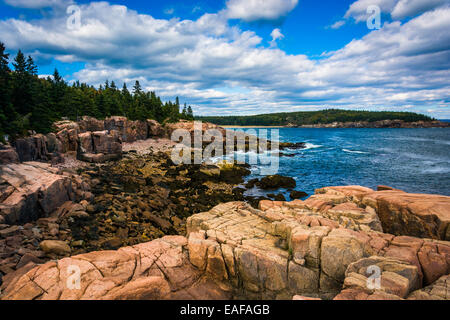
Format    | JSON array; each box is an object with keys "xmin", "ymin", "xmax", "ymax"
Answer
[{"xmin": 226, "ymin": 127, "xmax": 450, "ymax": 199}]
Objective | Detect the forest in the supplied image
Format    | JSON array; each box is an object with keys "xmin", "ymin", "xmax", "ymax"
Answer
[
  {"xmin": 0, "ymin": 42, "xmax": 194, "ymax": 142},
  {"xmin": 197, "ymin": 109, "xmax": 434, "ymax": 126}
]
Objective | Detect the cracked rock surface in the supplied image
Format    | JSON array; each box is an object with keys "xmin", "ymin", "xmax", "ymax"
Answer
[{"xmin": 1, "ymin": 186, "xmax": 449, "ymax": 300}]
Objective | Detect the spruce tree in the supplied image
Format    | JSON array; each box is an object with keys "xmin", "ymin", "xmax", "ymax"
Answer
[
  {"xmin": 133, "ymin": 80, "xmax": 142, "ymax": 96},
  {"xmin": 187, "ymin": 106, "xmax": 194, "ymax": 120},
  {"xmin": 0, "ymin": 42, "xmax": 15, "ymax": 141}
]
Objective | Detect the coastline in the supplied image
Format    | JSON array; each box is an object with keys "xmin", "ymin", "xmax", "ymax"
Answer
[
  {"xmin": 221, "ymin": 125, "xmax": 285, "ymax": 128},
  {"xmin": 219, "ymin": 120, "xmax": 450, "ymax": 129},
  {"xmin": 1, "ymin": 117, "xmax": 449, "ymax": 301}
]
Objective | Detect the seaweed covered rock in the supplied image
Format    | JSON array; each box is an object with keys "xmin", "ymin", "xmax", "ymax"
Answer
[{"xmin": 256, "ymin": 174, "xmax": 296, "ymax": 189}]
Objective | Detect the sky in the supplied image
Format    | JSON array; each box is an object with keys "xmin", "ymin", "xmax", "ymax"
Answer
[{"xmin": 0, "ymin": 0, "xmax": 449, "ymax": 118}]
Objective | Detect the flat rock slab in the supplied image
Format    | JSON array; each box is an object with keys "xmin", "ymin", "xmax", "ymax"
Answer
[
  {"xmin": 0, "ymin": 236, "xmax": 232, "ymax": 300},
  {"xmin": 2, "ymin": 188, "xmax": 449, "ymax": 300},
  {"xmin": 317, "ymin": 186, "xmax": 450, "ymax": 240},
  {"xmin": 0, "ymin": 162, "xmax": 73, "ymax": 224}
]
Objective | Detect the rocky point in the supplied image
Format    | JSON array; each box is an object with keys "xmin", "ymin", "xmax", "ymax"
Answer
[{"xmin": 0, "ymin": 118, "xmax": 449, "ymax": 301}]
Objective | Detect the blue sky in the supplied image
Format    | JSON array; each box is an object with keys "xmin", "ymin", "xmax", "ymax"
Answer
[{"xmin": 0, "ymin": 0, "xmax": 449, "ymax": 118}]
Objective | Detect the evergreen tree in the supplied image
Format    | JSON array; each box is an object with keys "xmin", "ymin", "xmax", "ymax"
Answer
[
  {"xmin": 26, "ymin": 56, "xmax": 38, "ymax": 75},
  {"xmin": 0, "ymin": 42, "xmax": 15, "ymax": 141},
  {"xmin": 0, "ymin": 44, "xmax": 195, "ymax": 139},
  {"xmin": 133, "ymin": 81, "xmax": 142, "ymax": 96},
  {"xmin": 11, "ymin": 50, "xmax": 33, "ymax": 118},
  {"xmin": 12, "ymin": 50, "xmax": 27, "ymax": 74},
  {"xmin": 187, "ymin": 106, "xmax": 194, "ymax": 120}
]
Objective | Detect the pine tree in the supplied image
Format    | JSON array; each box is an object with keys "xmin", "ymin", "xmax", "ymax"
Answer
[
  {"xmin": 0, "ymin": 42, "xmax": 15, "ymax": 141},
  {"xmin": 26, "ymin": 56, "xmax": 38, "ymax": 75},
  {"xmin": 182, "ymin": 103, "xmax": 187, "ymax": 118},
  {"xmin": 11, "ymin": 50, "xmax": 33, "ymax": 118},
  {"xmin": 0, "ymin": 45, "xmax": 188, "ymax": 137},
  {"xmin": 12, "ymin": 50, "xmax": 27, "ymax": 74},
  {"xmin": 133, "ymin": 81, "xmax": 142, "ymax": 96},
  {"xmin": 187, "ymin": 106, "xmax": 194, "ymax": 120}
]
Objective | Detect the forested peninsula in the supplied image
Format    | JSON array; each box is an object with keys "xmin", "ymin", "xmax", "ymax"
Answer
[{"xmin": 196, "ymin": 109, "xmax": 442, "ymax": 127}]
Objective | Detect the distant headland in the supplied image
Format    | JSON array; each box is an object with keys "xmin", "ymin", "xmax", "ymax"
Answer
[{"xmin": 197, "ymin": 109, "xmax": 449, "ymax": 128}]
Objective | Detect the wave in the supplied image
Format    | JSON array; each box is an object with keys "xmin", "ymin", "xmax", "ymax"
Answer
[
  {"xmin": 303, "ymin": 143, "xmax": 322, "ymax": 150},
  {"xmin": 421, "ymin": 166, "xmax": 450, "ymax": 174},
  {"xmin": 342, "ymin": 149, "xmax": 369, "ymax": 154}
]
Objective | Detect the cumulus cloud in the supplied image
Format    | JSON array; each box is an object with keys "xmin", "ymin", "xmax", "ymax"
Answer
[
  {"xmin": 269, "ymin": 28, "xmax": 284, "ymax": 46},
  {"xmin": 5, "ymin": 0, "xmax": 73, "ymax": 9},
  {"xmin": 344, "ymin": 0, "xmax": 449, "ymax": 22},
  {"xmin": 0, "ymin": 1, "xmax": 448, "ymax": 117},
  {"xmin": 223, "ymin": 0, "xmax": 299, "ymax": 22},
  {"xmin": 391, "ymin": 0, "xmax": 450, "ymax": 19}
]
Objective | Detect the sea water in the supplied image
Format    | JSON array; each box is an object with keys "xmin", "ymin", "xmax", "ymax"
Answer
[{"xmin": 227, "ymin": 127, "xmax": 450, "ymax": 199}]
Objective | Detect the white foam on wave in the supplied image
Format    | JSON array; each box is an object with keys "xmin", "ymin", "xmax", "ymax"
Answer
[
  {"xmin": 342, "ymin": 149, "xmax": 369, "ymax": 154},
  {"xmin": 303, "ymin": 143, "xmax": 322, "ymax": 150},
  {"xmin": 421, "ymin": 166, "xmax": 450, "ymax": 174}
]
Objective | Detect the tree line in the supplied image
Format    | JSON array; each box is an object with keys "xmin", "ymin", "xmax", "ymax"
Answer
[
  {"xmin": 197, "ymin": 109, "xmax": 434, "ymax": 126},
  {"xmin": 0, "ymin": 42, "xmax": 194, "ymax": 142}
]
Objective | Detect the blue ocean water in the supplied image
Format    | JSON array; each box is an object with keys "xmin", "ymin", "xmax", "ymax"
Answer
[{"xmin": 228, "ymin": 128, "xmax": 450, "ymax": 199}]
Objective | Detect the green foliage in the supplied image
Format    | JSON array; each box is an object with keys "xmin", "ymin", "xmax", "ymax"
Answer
[
  {"xmin": 197, "ymin": 109, "xmax": 434, "ymax": 126},
  {"xmin": 0, "ymin": 43, "xmax": 194, "ymax": 140}
]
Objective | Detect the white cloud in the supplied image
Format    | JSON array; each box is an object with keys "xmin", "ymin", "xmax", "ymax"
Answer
[
  {"xmin": 269, "ymin": 28, "xmax": 284, "ymax": 46},
  {"xmin": 391, "ymin": 0, "xmax": 449, "ymax": 19},
  {"xmin": 330, "ymin": 20, "xmax": 346, "ymax": 29},
  {"xmin": 164, "ymin": 7, "xmax": 174, "ymax": 15},
  {"xmin": 345, "ymin": 0, "xmax": 397, "ymax": 22},
  {"xmin": 4, "ymin": 0, "xmax": 73, "ymax": 9},
  {"xmin": 0, "ymin": 1, "xmax": 449, "ymax": 117},
  {"xmin": 224, "ymin": 0, "xmax": 298, "ymax": 22},
  {"xmin": 344, "ymin": 0, "xmax": 449, "ymax": 22}
]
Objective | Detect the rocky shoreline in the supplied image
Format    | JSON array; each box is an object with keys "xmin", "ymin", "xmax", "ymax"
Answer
[
  {"xmin": 292, "ymin": 120, "xmax": 449, "ymax": 128},
  {"xmin": 1, "ymin": 186, "xmax": 449, "ymax": 300},
  {"xmin": 0, "ymin": 118, "xmax": 449, "ymax": 300}
]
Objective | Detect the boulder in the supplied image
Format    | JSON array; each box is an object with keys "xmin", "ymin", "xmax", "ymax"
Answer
[
  {"xmin": 0, "ymin": 146, "xmax": 19, "ymax": 165},
  {"xmin": 147, "ymin": 119, "xmax": 164, "ymax": 137},
  {"xmin": 256, "ymin": 175, "xmax": 296, "ymax": 189},
  {"xmin": 39, "ymin": 240, "xmax": 71, "ymax": 256},
  {"xmin": 377, "ymin": 185, "xmax": 404, "ymax": 192},
  {"xmin": 290, "ymin": 190, "xmax": 308, "ymax": 200},
  {"xmin": 341, "ymin": 256, "xmax": 421, "ymax": 298},
  {"xmin": 407, "ymin": 275, "xmax": 450, "ymax": 300},
  {"xmin": 92, "ymin": 130, "xmax": 122, "ymax": 158},
  {"xmin": 0, "ymin": 162, "xmax": 82, "ymax": 224},
  {"xmin": 78, "ymin": 116, "xmax": 105, "ymax": 132},
  {"xmin": 417, "ymin": 242, "xmax": 449, "ymax": 285},
  {"xmin": 362, "ymin": 191, "xmax": 450, "ymax": 240},
  {"xmin": 12, "ymin": 135, "xmax": 49, "ymax": 162},
  {"xmin": 104, "ymin": 117, "xmax": 148, "ymax": 143},
  {"xmin": 78, "ymin": 132, "xmax": 93, "ymax": 153},
  {"xmin": 53, "ymin": 120, "xmax": 79, "ymax": 132},
  {"xmin": 45, "ymin": 133, "xmax": 63, "ymax": 154},
  {"xmin": 56, "ymin": 128, "xmax": 79, "ymax": 153},
  {"xmin": 315, "ymin": 185, "xmax": 374, "ymax": 203}
]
